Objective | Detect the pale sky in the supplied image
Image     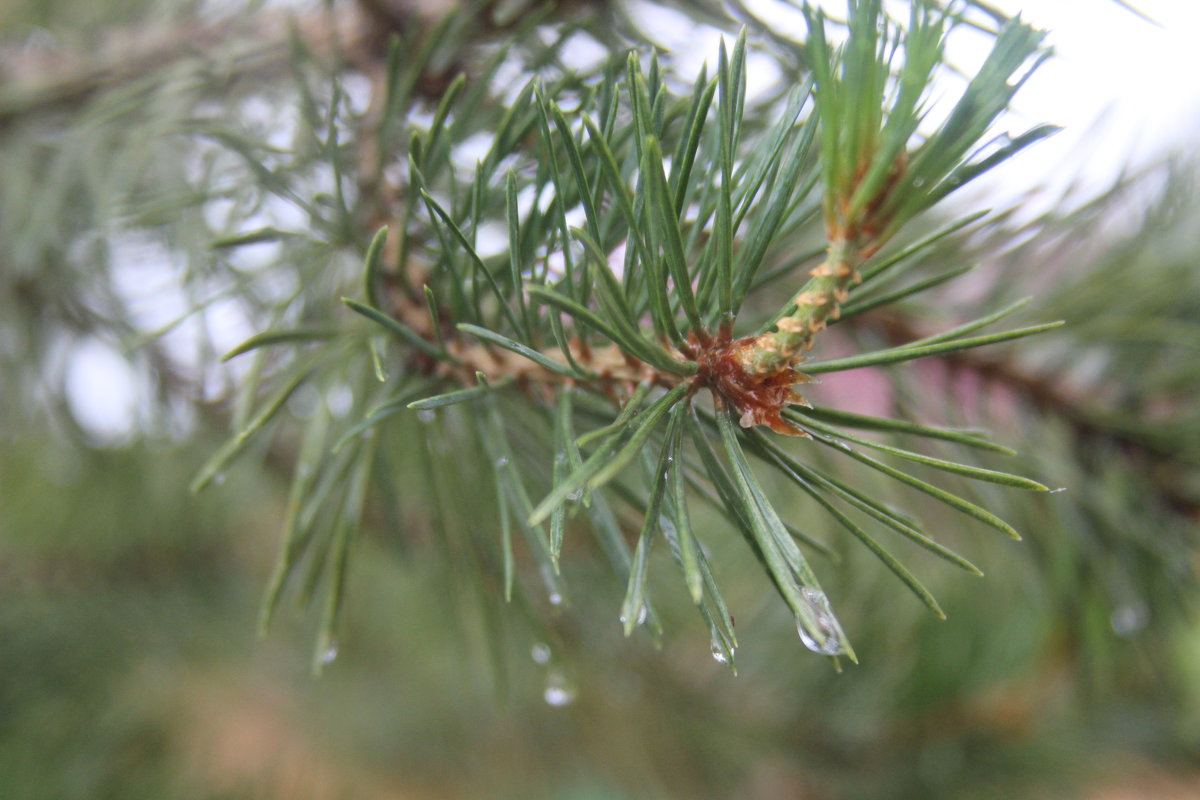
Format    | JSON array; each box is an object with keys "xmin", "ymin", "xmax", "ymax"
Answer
[
  {"xmin": 956, "ymin": 0, "xmax": 1200, "ymax": 206},
  {"xmin": 648, "ymin": 0, "xmax": 1200, "ymax": 206}
]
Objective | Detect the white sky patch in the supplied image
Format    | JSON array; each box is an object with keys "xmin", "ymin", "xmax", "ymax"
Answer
[
  {"xmin": 738, "ymin": 0, "xmax": 1200, "ymax": 212},
  {"xmin": 558, "ymin": 30, "xmax": 609, "ymax": 73},
  {"xmin": 944, "ymin": 0, "xmax": 1200, "ymax": 210},
  {"xmin": 65, "ymin": 338, "xmax": 142, "ymax": 445},
  {"xmin": 475, "ymin": 219, "xmax": 509, "ymax": 259}
]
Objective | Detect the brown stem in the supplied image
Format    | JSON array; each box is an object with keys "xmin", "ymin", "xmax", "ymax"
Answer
[{"xmin": 733, "ymin": 235, "xmax": 867, "ymax": 375}]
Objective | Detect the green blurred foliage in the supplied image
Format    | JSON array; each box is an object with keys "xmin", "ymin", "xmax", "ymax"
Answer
[
  {"xmin": 1, "ymin": 386, "xmax": 1197, "ymax": 799},
  {"xmin": 1, "ymin": 1, "xmax": 1198, "ymax": 798}
]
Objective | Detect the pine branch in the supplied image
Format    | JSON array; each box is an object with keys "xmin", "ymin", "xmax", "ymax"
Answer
[
  {"xmin": 5, "ymin": 0, "xmax": 1198, "ymax": 793},
  {"xmin": 0, "ymin": 0, "xmax": 593, "ymax": 125},
  {"xmin": 0, "ymin": 8, "xmax": 375, "ymax": 123},
  {"xmin": 186, "ymin": 0, "xmax": 1072, "ymax": 667}
]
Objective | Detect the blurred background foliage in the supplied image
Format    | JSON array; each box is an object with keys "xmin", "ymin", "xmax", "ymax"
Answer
[{"xmin": 1, "ymin": 0, "xmax": 1198, "ymax": 798}]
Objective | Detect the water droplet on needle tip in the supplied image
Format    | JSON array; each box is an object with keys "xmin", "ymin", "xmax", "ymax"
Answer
[
  {"xmin": 796, "ymin": 588, "xmax": 846, "ymax": 656},
  {"xmin": 543, "ymin": 672, "xmax": 576, "ymax": 706}
]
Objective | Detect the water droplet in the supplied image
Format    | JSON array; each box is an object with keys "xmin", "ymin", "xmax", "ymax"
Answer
[
  {"xmin": 416, "ymin": 409, "xmax": 436, "ymax": 423},
  {"xmin": 530, "ymin": 643, "xmax": 552, "ymax": 664},
  {"xmin": 543, "ymin": 672, "xmax": 576, "ymax": 706},
  {"xmin": 1111, "ymin": 602, "xmax": 1149, "ymax": 637},
  {"xmin": 620, "ymin": 602, "xmax": 648, "ymax": 627},
  {"xmin": 1048, "ymin": 487, "xmax": 1068, "ymax": 494},
  {"xmin": 495, "ymin": 456, "xmax": 509, "ymax": 468},
  {"xmin": 666, "ymin": 455, "xmax": 674, "ymax": 463},
  {"xmin": 796, "ymin": 588, "xmax": 846, "ymax": 656},
  {"xmin": 548, "ymin": 591, "xmax": 563, "ymax": 607},
  {"xmin": 913, "ymin": 177, "xmax": 926, "ymax": 188},
  {"xmin": 319, "ymin": 641, "xmax": 339, "ymax": 665},
  {"xmin": 566, "ymin": 488, "xmax": 582, "ymax": 503},
  {"xmin": 212, "ymin": 472, "xmax": 227, "ymax": 486},
  {"xmin": 709, "ymin": 628, "xmax": 735, "ymax": 665}
]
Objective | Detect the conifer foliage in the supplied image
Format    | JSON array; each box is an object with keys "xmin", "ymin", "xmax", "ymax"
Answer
[
  {"xmin": 197, "ymin": 0, "xmax": 1067, "ymax": 668},
  {"xmin": 5, "ymin": 0, "xmax": 1200, "ymax": 795}
]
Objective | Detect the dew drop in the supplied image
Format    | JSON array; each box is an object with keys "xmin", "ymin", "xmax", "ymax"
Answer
[
  {"xmin": 530, "ymin": 643, "xmax": 552, "ymax": 665},
  {"xmin": 566, "ymin": 488, "xmax": 583, "ymax": 503},
  {"xmin": 543, "ymin": 672, "xmax": 576, "ymax": 706},
  {"xmin": 621, "ymin": 603, "xmax": 648, "ymax": 627},
  {"xmin": 416, "ymin": 409, "xmax": 436, "ymax": 423},
  {"xmin": 212, "ymin": 472, "xmax": 227, "ymax": 486},
  {"xmin": 796, "ymin": 588, "xmax": 846, "ymax": 656},
  {"xmin": 709, "ymin": 638, "xmax": 734, "ymax": 664},
  {"xmin": 319, "ymin": 641, "xmax": 339, "ymax": 665},
  {"xmin": 1111, "ymin": 602, "xmax": 1149, "ymax": 637},
  {"xmin": 1048, "ymin": 487, "xmax": 1068, "ymax": 494},
  {"xmin": 913, "ymin": 177, "xmax": 926, "ymax": 188},
  {"xmin": 548, "ymin": 591, "xmax": 563, "ymax": 607},
  {"xmin": 495, "ymin": 456, "xmax": 510, "ymax": 468}
]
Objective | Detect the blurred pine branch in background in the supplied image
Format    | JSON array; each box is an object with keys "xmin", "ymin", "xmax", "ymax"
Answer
[{"xmin": 1, "ymin": 1, "xmax": 1197, "ymax": 798}]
